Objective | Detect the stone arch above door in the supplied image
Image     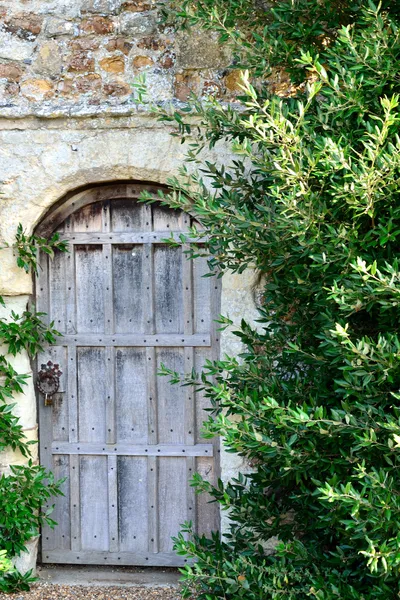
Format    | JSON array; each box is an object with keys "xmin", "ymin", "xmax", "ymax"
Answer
[{"xmin": 36, "ymin": 183, "xmax": 220, "ymax": 566}]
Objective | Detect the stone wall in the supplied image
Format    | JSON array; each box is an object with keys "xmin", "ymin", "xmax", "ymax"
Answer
[{"xmin": 0, "ymin": 0, "xmax": 240, "ymax": 113}]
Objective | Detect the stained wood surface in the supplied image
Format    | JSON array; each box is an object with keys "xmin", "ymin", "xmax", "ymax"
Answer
[{"xmin": 37, "ymin": 191, "xmax": 220, "ymax": 566}]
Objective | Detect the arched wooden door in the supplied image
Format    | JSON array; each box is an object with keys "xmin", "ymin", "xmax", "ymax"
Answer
[{"xmin": 36, "ymin": 184, "xmax": 220, "ymax": 566}]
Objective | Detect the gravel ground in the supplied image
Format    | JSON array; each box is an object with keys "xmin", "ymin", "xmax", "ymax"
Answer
[{"xmin": 0, "ymin": 584, "xmax": 181, "ymax": 600}]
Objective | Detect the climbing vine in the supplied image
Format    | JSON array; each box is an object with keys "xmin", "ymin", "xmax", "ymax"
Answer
[{"xmin": 0, "ymin": 225, "xmax": 68, "ymax": 592}]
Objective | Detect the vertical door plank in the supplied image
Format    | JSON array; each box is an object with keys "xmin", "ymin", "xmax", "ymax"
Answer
[
  {"xmin": 49, "ymin": 250, "xmax": 67, "ymax": 333},
  {"xmin": 158, "ymin": 458, "xmax": 187, "ymax": 552},
  {"xmin": 113, "ymin": 245, "xmax": 144, "ymax": 334},
  {"xmin": 118, "ymin": 457, "xmax": 149, "ymax": 552},
  {"xmin": 105, "ymin": 346, "xmax": 116, "ymax": 444},
  {"xmin": 156, "ymin": 348, "xmax": 185, "ymax": 444},
  {"xmin": 75, "ymin": 245, "xmax": 105, "ymax": 334},
  {"xmin": 77, "ymin": 347, "xmax": 106, "ymax": 443},
  {"xmin": 116, "ymin": 348, "xmax": 147, "ymax": 444},
  {"xmin": 147, "ymin": 456, "xmax": 159, "ymax": 553},
  {"xmin": 80, "ymin": 456, "xmax": 109, "ymax": 551},
  {"xmin": 68, "ymin": 345, "xmax": 78, "ymax": 444},
  {"xmin": 70, "ymin": 454, "xmax": 81, "ymax": 551},
  {"xmin": 65, "ymin": 246, "xmax": 76, "ymax": 335},
  {"xmin": 103, "ymin": 244, "xmax": 114, "ymax": 334},
  {"xmin": 108, "ymin": 455, "xmax": 119, "ymax": 552},
  {"xmin": 154, "ymin": 246, "xmax": 183, "ymax": 334}
]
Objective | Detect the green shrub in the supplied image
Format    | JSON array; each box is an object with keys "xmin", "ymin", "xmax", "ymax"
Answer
[
  {"xmin": 0, "ymin": 227, "xmax": 67, "ymax": 592},
  {"xmin": 147, "ymin": 1, "xmax": 400, "ymax": 597}
]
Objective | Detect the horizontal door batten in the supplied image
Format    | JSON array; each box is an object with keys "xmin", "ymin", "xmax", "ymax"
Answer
[
  {"xmin": 54, "ymin": 334, "xmax": 211, "ymax": 347},
  {"xmin": 52, "ymin": 442, "xmax": 214, "ymax": 457},
  {"xmin": 59, "ymin": 232, "xmax": 208, "ymax": 244},
  {"xmin": 42, "ymin": 550, "xmax": 190, "ymax": 567}
]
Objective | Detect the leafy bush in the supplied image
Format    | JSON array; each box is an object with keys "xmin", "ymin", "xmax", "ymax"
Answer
[
  {"xmin": 0, "ymin": 227, "xmax": 67, "ymax": 592},
  {"xmin": 147, "ymin": 1, "xmax": 400, "ymax": 598}
]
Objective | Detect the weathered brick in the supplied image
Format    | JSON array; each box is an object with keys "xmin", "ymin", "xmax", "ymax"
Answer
[
  {"xmin": 4, "ymin": 13, "xmax": 42, "ymax": 41},
  {"xmin": 99, "ymin": 55, "xmax": 125, "ymax": 73},
  {"xmin": 132, "ymin": 55, "xmax": 153, "ymax": 69},
  {"xmin": 74, "ymin": 73, "xmax": 102, "ymax": 93},
  {"xmin": 80, "ymin": 16, "xmax": 114, "ymax": 34},
  {"xmin": 103, "ymin": 81, "xmax": 131, "ymax": 95},
  {"xmin": 0, "ymin": 61, "xmax": 24, "ymax": 82},
  {"xmin": 68, "ymin": 52, "xmax": 95, "ymax": 72},
  {"xmin": 106, "ymin": 38, "xmax": 133, "ymax": 55}
]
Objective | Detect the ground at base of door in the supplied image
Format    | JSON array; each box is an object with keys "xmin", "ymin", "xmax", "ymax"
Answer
[
  {"xmin": 0, "ymin": 566, "xmax": 183, "ymax": 600},
  {"xmin": 0, "ymin": 583, "xmax": 181, "ymax": 600}
]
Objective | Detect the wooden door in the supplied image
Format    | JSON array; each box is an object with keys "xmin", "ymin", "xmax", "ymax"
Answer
[{"xmin": 36, "ymin": 184, "xmax": 220, "ymax": 566}]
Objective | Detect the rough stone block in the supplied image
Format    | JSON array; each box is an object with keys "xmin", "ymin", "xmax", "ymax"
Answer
[
  {"xmin": 103, "ymin": 81, "xmax": 131, "ymax": 96},
  {"xmin": 32, "ymin": 41, "xmax": 62, "ymax": 78},
  {"xmin": 0, "ymin": 249, "xmax": 33, "ymax": 296},
  {"xmin": 0, "ymin": 31, "xmax": 34, "ymax": 61},
  {"xmin": 74, "ymin": 73, "xmax": 102, "ymax": 93},
  {"xmin": 20, "ymin": 78, "xmax": 54, "ymax": 101},
  {"xmin": 120, "ymin": 11, "xmax": 157, "ymax": 36},
  {"xmin": 121, "ymin": 0, "xmax": 153, "ymax": 11},
  {"xmin": 44, "ymin": 17, "xmax": 76, "ymax": 37},
  {"xmin": 4, "ymin": 13, "xmax": 42, "ymax": 41},
  {"xmin": 99, "ymin": 55, "xmax": 125, "ymax": 73},
  {"xmin": 176, "ymin": 31, "xmax": 231, "ymax": 69},
  {"xmin": 132, "ymin": 55, "xmax": 153, "ymax": 69},
  {"xmin": 82, "ymin": 0, "xmax": 122, "ymax": 14},
  {"xmin": 106, "ymin": 37, "xmax": 133, "ymax": 55},
  {"xmin": 0, "ymin": 61, "xmax": 24, "ymax": 82},
  {"xmin": 0, "ymin": 426, "xmax": 38, "ymax": 474},
  {"xmin": 80, "ymin": 16, "xmax": 115, "ymax": 34},
  {"xmin": 67, "ymin": 52, "xmax": 95, "ymax": 73}
]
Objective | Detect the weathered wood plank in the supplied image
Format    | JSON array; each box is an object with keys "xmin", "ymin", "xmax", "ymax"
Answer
[
  {"xmin": 52, "ymin": 442, "xmax": 213, "ymax": 456},
  {"xmin": 80, "ymin": 456, "xmax": 109, "ymax": 551},
  {"xmin": 156, "ymin": 348, "xmax": 185, "ymax": 444},
  {"xmin": 77, "ymin": 347, "xmax": 106, "ymax": 443},
  {"xmin": 147, "ymin": 456, "xmax": 158, "ymax": 553},
  {"xmin": 118, "ymin": 457, "xmax": 148, "ymax": 552},
  {"xmin": 57, "ymin": 334, "xmax": 211, "ymax": 347},
  {"xmin": 115, "ymin": 348, "xmax": 147, "ymax": 444},
  {"xmin": 154, "ymin": 246, "xmax": 183, "ymax": 333},
  {"xmin": 75, "ymin": 245, "xmax": 105, "ymax": 334},
  {"xmin": 70, "ymin": 454, "xmax": 81, "ymax": 551},
  {"xmin": 65, "ymin": 245, "xmax": 76, "ymax": 335},
  {"xmin": 108, "ymin": 455, "xmax": 119, "ymax": 552},
  {"xmin": 103, "ymin": 244, "xmax": 114, "ymax": 334},
  {"xmin": 67, "ymin": 345, "xmax": 78, "ymax": 443},
  {"xmin": 158, "ymin": 458, "xmax": 187, "ymax": 552},
  {"xmin": 106, "ymin": 346, "xmax": 116, "ymax": 444},
  {"xmin": 113, "ymin": 245, "xmax": 144, "ymax": 334}
]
